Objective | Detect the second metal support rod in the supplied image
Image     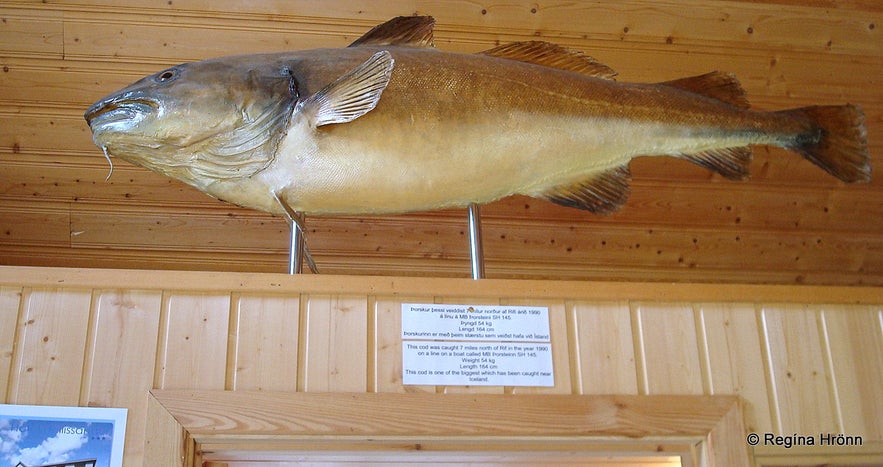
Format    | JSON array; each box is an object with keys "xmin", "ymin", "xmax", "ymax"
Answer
[{"xmin": 467, "ymin": 203, "xmax": 486, "ymax": 280}]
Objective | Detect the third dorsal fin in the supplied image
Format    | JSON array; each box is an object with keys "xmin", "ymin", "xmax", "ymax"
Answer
[
  {"xmin": 349, "ymin": 16, "xmax": 436, "ymax": 48},
  {"xmin": 480, "ymin": 41, "xmax": 617, "ymax": 80},
  {"xmin": 660, "ymin": 72, "xmax": 750, "ymax": 109}
]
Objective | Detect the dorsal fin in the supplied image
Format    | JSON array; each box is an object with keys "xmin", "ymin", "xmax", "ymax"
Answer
[
  {"xmin": 660, "ymin": 72, "xmax": 750, "ymax": 109},
  {"xmin": 349, "ymin": 16, "xmax": 435, "ymax": 48},
  {"xmin": 480, "ymin": 41, "xmax": 617, "ymax": 80},
  {"xmin": 535, "ymin": 166, "xmax": 631, "ymax": 214}
]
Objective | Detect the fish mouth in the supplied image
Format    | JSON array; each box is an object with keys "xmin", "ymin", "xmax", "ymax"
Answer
[{"xmin": 84, "ymin": 96, "xmax": 159, "ymax": 129}]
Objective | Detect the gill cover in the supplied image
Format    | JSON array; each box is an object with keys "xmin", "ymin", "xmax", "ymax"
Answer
[{"xmin": 184, "ymin": 64, "xmax": 300, "ymax": 180}]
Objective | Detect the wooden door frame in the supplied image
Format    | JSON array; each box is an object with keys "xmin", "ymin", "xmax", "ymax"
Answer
[{"xmin": 145, "ymin": 390, "xmax": 750, "ymax": 466}]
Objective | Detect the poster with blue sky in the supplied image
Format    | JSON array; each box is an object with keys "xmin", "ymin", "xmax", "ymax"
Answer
[{"xmin": 0, "ymin": 405, "xmax": 126, "ymax": 467}]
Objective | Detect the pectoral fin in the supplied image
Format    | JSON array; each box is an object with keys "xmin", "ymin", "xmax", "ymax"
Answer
[
  {"xmin": 536, "ymin": 166, "xmax": 631, "ymax": 214},
  {"xmin": 302, "ymin": 51, "xmax": 395, "ymax": 127}
]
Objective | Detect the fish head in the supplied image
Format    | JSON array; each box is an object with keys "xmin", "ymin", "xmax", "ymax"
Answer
[{"xmin": 84, "ymin": 55, "xmax": 299, "ymax": 184}]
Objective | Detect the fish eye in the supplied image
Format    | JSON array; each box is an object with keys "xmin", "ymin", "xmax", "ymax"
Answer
[{"xmin": 154, "ymin": 68, "xmax": 178, "ymax": 83}]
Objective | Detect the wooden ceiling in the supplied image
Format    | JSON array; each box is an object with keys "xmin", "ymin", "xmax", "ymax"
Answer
[{"xmin": 1, "ymin": 0, "xmax": 881, "ymax": 285}]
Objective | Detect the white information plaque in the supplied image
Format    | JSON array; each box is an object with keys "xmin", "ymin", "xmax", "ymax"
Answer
[
  {"xmin": 0, "ymin": 404, "xmax": 127, "ymax": 467},
  {"xmin": 401, "ymin": 303, "xmax": 554, "ymax": 386}
]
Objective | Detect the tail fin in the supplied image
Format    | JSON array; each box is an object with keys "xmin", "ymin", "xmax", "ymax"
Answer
[{"xmin": 784, "ymin": 105, "xmax": 870, "ymax": 183}]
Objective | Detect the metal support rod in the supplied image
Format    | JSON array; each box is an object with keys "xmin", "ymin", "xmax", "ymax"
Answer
[
  {"xmin": 287, "ymin": 211, "xmax": 306, "ymax": 275},
  {"xmin": 467, "ymin": 203, "xmax": 486, "ymax": 279}
]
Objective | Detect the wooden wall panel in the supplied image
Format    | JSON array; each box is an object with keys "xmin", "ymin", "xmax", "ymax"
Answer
[
  {"xmin": 81, "ymin": 289, "xmax": 162, "ymax": 466},
  {"xmin": 0, "ymin": 8, "xmax": 63, "ymax": 58},
  {"xmin": 0, "ymin": 200, "xmax": 71, "ymax": 248},
  {"xmin": 760, "ymin": 305, "xmax": 839, "ymax": 433},
  {"xmin": 228, "ymin": 294, "xmax": 301, "ymax": 392},
  {"xmin": 299, "ymin": 294, "xmax": 368, "ymax": 392},
  {"xmin": 633, "ymin": 303, "xmax": 705, "ymax": 395},
  {"xmin": 71, "ymin": 203, "xmax": 289, "ymax": 252},
  {"xmin": 821, "ymin": 306, "xmax": 883, "ymax": 439},
  {"xmin": 0, "ymin": 60, "xmax": 124, "ymax": 108},
  {"xmin": 6, "ymin": 288, "xmax": 92, "ymax": 405},
  {"xmin": 48, "ymin": 0, "xmax": 883, "ymax": 58},
  {"xmin": 0, "ymin": 112, "xmax": 91, "ymax": 153},
  {"xmin": 154, "ymin": 292, "xmax": 231, "ymax": 390},
  {"xmin": 3, "ymin": 154, "xmax": 881, "ymax": 234},
  {"xmin": 697, "ymin": 303, "xmax": 773, "ymax": 435},
  {"xmin": 0, "ymin": 267, "xmax": 880, "ymax": 465},
  {"xmin": 570, "ymin": 301, "xmax": 639, "ymax": 395},
  {"xmin": 1, "ymin": 1, "xmax": 881, "ymax": 286},
  {"xmin": 0, "ymin": 286, "xmax": 21, "ymax": 402},
  {"xmin": 63, "ymin": 13, "xmax": 344, "ymax": 63},
  {"xmin": 82, "ymin": 290, "xmax": 162, "ymax": 405}
]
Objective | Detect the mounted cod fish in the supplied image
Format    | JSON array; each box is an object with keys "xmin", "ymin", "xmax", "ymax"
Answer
[{"xmin": 85, "ymin": 16, "xmax": 870, "ymax": 220}]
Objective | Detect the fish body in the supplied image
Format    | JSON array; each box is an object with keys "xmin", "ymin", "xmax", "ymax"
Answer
[{"xmin": 85, "ymin": 16, "xmax": 870, "ymax": 218}]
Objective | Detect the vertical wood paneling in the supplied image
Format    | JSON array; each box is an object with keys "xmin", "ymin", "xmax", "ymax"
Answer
[
  {"xmin": 760, "ymin": 305, "xmax": 839, "ymax": 433},
  {"xmin": 7, "ymin": 288, "xmax": 91, "ymax": 405},
  {"xmin": 373, "ymin": 296, "xmax": 434, "ymax": 393},
  {"xmin": 506, "ymin": 299, "xmax": 571, "ymax": 394},
  {"xmin": 81, "ymin": 289, "xmax": 162, "ymax": 466},
  {"xmin": 155, "ymin": 292, "xmax": 231, "ymax": 390},
  {"xmin": 0, "ymin": 267, "xmax": 881, "ymax": 466},
  {"xmin": 0, "ymin": 286, "xmax": 21, "ymax": 403},
  {"xmin": 228, "ymin": 294, "xmax": 300, "ymax": 391},
  {"xmin": 820, "ymin": 305, "xmax": 883, "ymax": 438},
  {"xmin": 697, "ymin": 303, "xmax": 773, "ymax": 434},
  {"xmin": 570, "ymin": 301, "xmax": 638, "ymax": 395},
  {"xmin": 299, "ymin": 294, "xmax": 368, "ymax": 392},
  {"xmin": 633, "ymin": 303, "xmax": 704, "ymax": 395},
  {"xmin": 82, "ymin": 290, "xmax": 162, "ymax": 404}
]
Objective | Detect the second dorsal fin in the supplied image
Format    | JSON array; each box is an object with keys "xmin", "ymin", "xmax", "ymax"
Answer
[
  {"xmin": 480, "ymin": 41, "xmax": 617, "ymax": 80},
  {"xmin": 349, "ymin": 16, "xmax": 436, "ymax": 48}
]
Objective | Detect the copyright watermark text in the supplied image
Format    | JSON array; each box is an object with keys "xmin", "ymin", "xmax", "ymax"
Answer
[{"xmin": 746, "ymin": 432, "xmax": 863, "ymax": 449}]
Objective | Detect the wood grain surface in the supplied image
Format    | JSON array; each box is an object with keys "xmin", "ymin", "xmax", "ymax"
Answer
[
  {"xmin": 1, "ymin": 0, "xmax": 881, "ymax": 285},
  {"xmin": 0, "ymin": 266, "xmax": 879, "ymax": 465}
]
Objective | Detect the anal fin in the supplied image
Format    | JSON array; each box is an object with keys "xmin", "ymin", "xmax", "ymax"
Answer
[
  {"xmin": 679, "ymin": 146, "xmax": 752, "ymax": 180},
  {"xmin": 536, "ymin": 166, "xmax": 631, "ymax": 214}
]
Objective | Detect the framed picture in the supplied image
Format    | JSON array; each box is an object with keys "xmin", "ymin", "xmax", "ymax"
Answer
[{"xmin": 0, "ymin": 405, "xmax": 126, "ymax": 467}]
